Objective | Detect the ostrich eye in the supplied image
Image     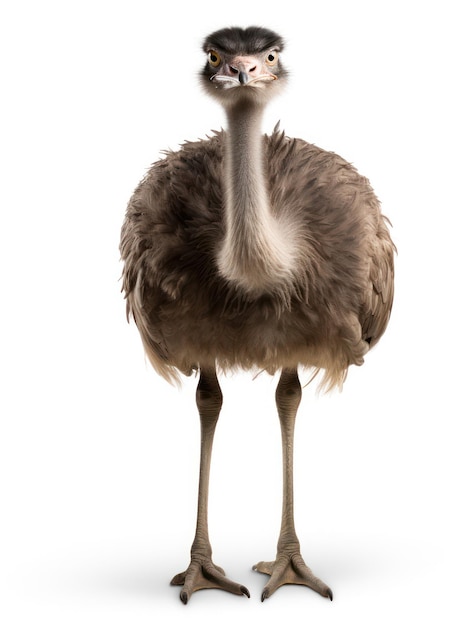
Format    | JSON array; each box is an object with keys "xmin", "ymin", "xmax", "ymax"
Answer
[
  {"xmin": 266, "ymin": 51, "xmax": 278, "ymax": 66},
  {"xmin": 208, "ymin": 50, "xmax": 221, "ymax": 67}
]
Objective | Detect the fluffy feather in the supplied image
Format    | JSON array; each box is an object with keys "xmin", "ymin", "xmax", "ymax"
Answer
[{"xmin": 120, "ymin": 127, "xmax": 394, "ymax": 390}]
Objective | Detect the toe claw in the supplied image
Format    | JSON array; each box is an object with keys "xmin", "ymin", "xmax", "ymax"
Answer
[{"xmin": 241, "ymin": 585, "xmax": 250, "ymax": 598}]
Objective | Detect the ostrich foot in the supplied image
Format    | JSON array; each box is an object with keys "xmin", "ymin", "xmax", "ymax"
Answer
[
  {"xmin": 171, "ymin": 557, "xmax": 250, "ymax": 604},
  {"xmin": 253, "ymin": 552, "xmax": 332, "ymax": 602}
]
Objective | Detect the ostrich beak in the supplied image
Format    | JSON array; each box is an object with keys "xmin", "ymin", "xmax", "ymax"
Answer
[
  {"xmin": 230, "ymin": 55, "xmax": 273, "ymax": 86},
  {"xmin": 239, "ymin": 71, "xmax": 249, "ymax": 85}
]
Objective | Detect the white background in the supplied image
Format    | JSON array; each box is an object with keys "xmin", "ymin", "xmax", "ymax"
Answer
[{"xmin": 1, "ymin": 0, "xmax": 470, "ymax": 624}]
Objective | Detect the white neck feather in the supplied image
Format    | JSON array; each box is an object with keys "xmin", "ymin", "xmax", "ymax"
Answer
[{"xmin": 217, "ymin": 102, "xmax": 298, "ymax": 299}]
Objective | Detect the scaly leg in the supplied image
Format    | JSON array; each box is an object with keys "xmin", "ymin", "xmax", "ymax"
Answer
[
  {"xmin": 171, "ymin": 367, "xmax": 250, "ymax": 604},
  {"xmin": 253, "ymin": 368, "xmax": 332, "ymax": 601}
]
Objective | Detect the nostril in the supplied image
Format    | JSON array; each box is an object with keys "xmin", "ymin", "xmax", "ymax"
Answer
[
  {"xmin": 229, "ymin": 66, "xmax": 238, "ymax": 75},
  {"xmin": 250, "ymin": 66, "xmax": 257, "ymax": 73}
]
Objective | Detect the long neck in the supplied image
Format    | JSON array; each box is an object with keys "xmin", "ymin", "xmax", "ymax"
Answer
[
  {"xmin": 217, "ymin": 101, "xmax": 298, "ymax": 298},
  {"xmin": 225, "ymin": 102, "xmax": 271, "ymax": 230}
]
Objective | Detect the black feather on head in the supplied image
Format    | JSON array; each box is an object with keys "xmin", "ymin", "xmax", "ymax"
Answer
[{"xmin": 202, "ymin": 26, "xmax": 284, "ymax": 55}]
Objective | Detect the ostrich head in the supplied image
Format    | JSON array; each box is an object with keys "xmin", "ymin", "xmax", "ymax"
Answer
[{"xmin": 201, "ymin": 26, "xmax": 287, "ymax": 107}]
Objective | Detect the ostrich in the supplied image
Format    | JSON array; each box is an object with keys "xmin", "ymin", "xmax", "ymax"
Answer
[{"xmin": 120, "ymin": 25, "xmax": 394, "ymax": 604}]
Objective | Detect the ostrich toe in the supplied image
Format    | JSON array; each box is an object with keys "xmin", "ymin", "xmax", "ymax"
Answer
[
  {"xmin": 253, "ymin": 553, "xmax": 332, "ymax": 601},
  {"xmin": 171, "ymin": 557, "xmax": 250, "ymax": 603}
]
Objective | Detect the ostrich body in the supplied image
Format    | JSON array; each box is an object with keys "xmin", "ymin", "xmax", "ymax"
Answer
[{"xmin": 120, "ymin": 26, "xmax": 394, "ymax": 603}]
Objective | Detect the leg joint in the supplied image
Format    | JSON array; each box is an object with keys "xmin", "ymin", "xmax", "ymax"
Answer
[
  {"xmin": 275, "ymin": 369, "xmax": 302, "ymax": 411},
  {"xmin": 196, "ymin": 370, "xmax": 223, "ymax": 418}
]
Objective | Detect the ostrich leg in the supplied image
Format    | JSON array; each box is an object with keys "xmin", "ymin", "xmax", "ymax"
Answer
[
  {"xmin": 171, "ymin": 367, "xmax": 250, "ymax": 603},
  {"xmin": 253, "ymin": 368, "xmax": 333, "ymax": 601}
]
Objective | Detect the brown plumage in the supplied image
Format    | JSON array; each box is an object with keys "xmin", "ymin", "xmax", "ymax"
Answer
[{"xmin": 120, "ymin": 26, "xmax": 394, "ymax": 604}]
